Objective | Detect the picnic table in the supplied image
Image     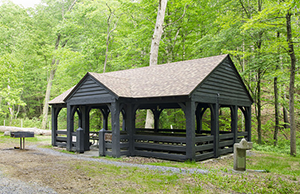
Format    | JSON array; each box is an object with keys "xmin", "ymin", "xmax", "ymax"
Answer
[{"xmin": 10, "ymin": 131, "xmax": 34, "ymax": 150}]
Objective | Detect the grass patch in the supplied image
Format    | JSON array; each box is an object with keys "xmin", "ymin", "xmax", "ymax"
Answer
[{"xmin": 247, "ymin": 152, "xmax": 300, "ymax": 177}]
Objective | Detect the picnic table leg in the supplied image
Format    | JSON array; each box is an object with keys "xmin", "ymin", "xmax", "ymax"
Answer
[
  {"xmin": 23, "ymin": 137, "xmax": 25, "ymax": 150},
  {"xmin": 20, "ymin": 138, "xmax": 22, "ymax": 149}
]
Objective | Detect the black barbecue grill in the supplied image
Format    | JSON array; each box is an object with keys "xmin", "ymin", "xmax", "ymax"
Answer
[{"xmin": 10, "ymin": 131, "xmax": 34, "ymax": 150}]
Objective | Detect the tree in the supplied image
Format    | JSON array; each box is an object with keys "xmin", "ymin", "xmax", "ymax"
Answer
[
  {"xmin": 145, "ymin": 0, "xmax": 168, "ymax": 129},
  {"xmin": 41, "ymin": 0, "xmax": 78, "ymax": 129}
]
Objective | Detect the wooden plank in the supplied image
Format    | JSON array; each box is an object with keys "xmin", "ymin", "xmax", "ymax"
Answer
[
  {"xmin": 134, "ymin": 142, "xmax": 186, "ymax": 152},
  {"xmin": 195, "ymin": 135, "xmax": 214, "ymax": 143},
  {"xmin": 57, "ymin": 130, "xmax": 67, "ymax": 135},
  {"xmin": 219, "ymin": 133, "xmax": 234, "ymax": 140},
  {"xmin": 68, "ymin": 96, "xmax": 115, "ymax": 105},
  {"xmin": 120, "ymin": 150, "xmax": 130, "ymax": 156},
  {"xmin": 219, "ymin": 140, "xmax": 233, "ymax": 147},
  {"xmin": 134, "ymin": 150, "xmax": 186, "ymax": 161},
  {"xmin": 195, "ymin": 152, "xmax": 214, "ymax": 161},
  {"xmin": 134, "ymin": 134, "xmax": 186, "ymax": 143},
  {"xmin": 237, "ymin": 132, "xmax": 248, "ymax": 137},
  {"xmin": 56, "ymin": 142, "xmax": 67, "ymax": 147},
  {"xmin": 73, "ymin": 90, "xmax": 109, "ymax": 98},
  {"xmin": 104, "ymin": 151, "xmax": 112, "ymax": 157},
  {"xmin": 56, "ymin": 137, "xmax": 67, "ymax": 142},
  {"xmin": 105, "ymin": 143, "xmax": 112, "ymax": 149},
  {"xmin": 219, "ymin": 147, "xmax": 233, "ymax": 155},
  {"xmin": 195, "ymin": 144, "xmax": 214, "ymax": 152},
  {"xmin": 120, "ymin": 142, "xmax": 129, "ymax": 148}
]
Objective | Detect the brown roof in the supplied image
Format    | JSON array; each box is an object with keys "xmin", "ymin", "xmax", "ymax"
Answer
[
  {"xmin": 48, "ymin": 86, "xmax": 75, "ymax": 105},
  {"xmin": 49, "ymin": 54, "xmax": 228, "ymax": 104},
  {"xmin": 89, "ymin": 54, "xmax": 227, "ymax": 98}
]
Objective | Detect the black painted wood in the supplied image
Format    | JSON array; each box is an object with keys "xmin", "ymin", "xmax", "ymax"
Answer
[
  {"xmin": 185, "ymin": 101, "xmax": 196, "ymax": 160},
  {"xmin": 195, "ymin": 144, "xmax": 214, "ymax": 152},
  {"xmin": 194, "ymin": 57, "xmax": 252, "ymax": 106},
  {"xmin": 231, "ymin": 105, "xmax": 238, "ymax": 143},
  {"xmin": 110, "ymin": 102, "xmax": 121, "ymax": 157},
  {"xmin": 133, "ymin": 134, "xmax": 186, "ymax": 143},
  {"xmin": 134, "ymin": 150, "xmax": 186, "ymax": 161},
  {"xmin": 210, "ymin": 103, "xmax": 220, "ymax": 158},
  {"xmin": 134, "ymin": 142, "xmax": 186, "ymax": 152},
  {"xmin": 195, "ymin": 152, "xmax": 214, "ymax": 161}
]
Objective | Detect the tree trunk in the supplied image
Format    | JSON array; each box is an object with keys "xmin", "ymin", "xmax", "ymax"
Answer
[
  {"xmin": 145, "ymin": 0, "xmax": 168, "ymax": 128},
  {"xmin": 41, "ymin": 35, "xmax": 61, "ymax": 129},
  {"xmin": 273, "ymin": 74, "xmax": 279, "ymax": 146},
  {"xmin": 273, "ymin": 32, "xmax": 280, "ymax": 146},
  {"xmin": 256, "ymin": 68, "xmax": 262, "ymax": 144},
  {"xmin": 149, "ymin": 0, "xmax": 168, "ymax": 66},
  {"xmin": 286, "ymin": 11, "xmax": 296, "ymax": 156}
]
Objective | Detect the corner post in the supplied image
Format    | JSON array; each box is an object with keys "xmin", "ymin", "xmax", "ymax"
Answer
[
  {"xmin": 231, "ymin": 105, "xmax": 238, "ymax": 143},
  {"xmin": 125, "ymin": 104, "xmax": 135, "ymax": 156},
  {"xmin": 111, "ymin": 101, "xmax": 120, "ymax": 157},
  {"xmin": 185, "ymin": 101, "xmax": 196, "ymax": 161},
  {"xmin": 66, "ymin": 104, "xmax": 73, "ymax": 151},
  {"xmin": 51, "ymin": 106, "xmax": 57, "ymax": 146},
  {"xmin": 211, "ymin": 102, "xmax": 220, "ymax": 158}
]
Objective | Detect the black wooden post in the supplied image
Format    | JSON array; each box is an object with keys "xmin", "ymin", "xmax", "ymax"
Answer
[
  {"xmin": 121, "ymin": 110, "xmax": 126, "ymax": 131},
  {"xmin": 76, "ymin": 127, "xmax": 84, "ymax": 153},
  {"xmin": 66, "ymin": 104, "xmax": 73, "ymax": 151},
  {"xmin": 101, "ymin": 108, "xmax": 109, "ymax": 130},
  {"xmin": 185, "ymin": 101, "xmax": 196, "ymax": 161},
  {"xmin": 51, "ymin": 106, "xmax": 57, "ymax": 146},
  {"xmin": 81, "ymin": 106, "xmax": 90, "ymax": 151},
  {"xmin": 111, "ymin": 101, "xmax": 121, "ymax": 157},
  {"xmin": 152, "ymin": 109, "xmax": 162, "ymax": 133},
  {"xmin": 231, "ymin": 105, "xmax": 238, "ymax": 143},
  {"xmin": 125, "ymin": 104, "xmax": 136, "ymax": 156},
  {"xmin": 211, "ymin": 103, "xmax": 220, "ymax": 158},
  {"xmin": 245, "ymin": 106, "xmax": 251, "ymax": 141},
  {"xmin": 196, "ymin": 106, "xmax": 201, "ymax": 134},
  {"xmin": 99, "ymin": 128, "xmax": 105, "ymax": 156}
]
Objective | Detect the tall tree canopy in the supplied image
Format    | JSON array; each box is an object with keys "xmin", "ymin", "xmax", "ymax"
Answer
[{"xmin": 0, "ymin": 0, "xmax": 299, "ymax": 155}]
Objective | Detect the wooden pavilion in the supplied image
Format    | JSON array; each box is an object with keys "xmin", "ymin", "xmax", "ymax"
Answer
[{"xmin": 49, "ymin": 54, "xmax": 253, "ymax": 161}]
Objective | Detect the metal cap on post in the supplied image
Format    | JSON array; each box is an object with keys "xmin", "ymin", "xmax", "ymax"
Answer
[{"xmin": 76, "ymin": 127, "xmax": 84, "ymax": 153}]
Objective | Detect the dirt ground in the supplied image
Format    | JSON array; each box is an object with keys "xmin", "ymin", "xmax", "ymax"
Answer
[{"xmin": 0, "ymin": 136, "xmax": 299, "ymax": 193}]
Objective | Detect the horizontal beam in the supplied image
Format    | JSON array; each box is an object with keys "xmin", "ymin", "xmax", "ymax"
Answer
[
  {"xmin": 134, "ymin": 142, "xmax": 186, "ymax": 152},
  {"xmin": 134, "ymin": 134, "xmax": 186, "ymax": 143},
  {"xmin": 134, "ymin": 150, "xmax": 186, "ymax": 161}
]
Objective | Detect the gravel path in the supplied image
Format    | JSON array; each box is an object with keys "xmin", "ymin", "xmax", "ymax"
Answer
[
  {"xmin": 35, "ymin": 147, "xmax": 209, "ymax": 175},
  {"xmin": 0, "ymin": 171, "xmax": 56, "ymax": 194}
]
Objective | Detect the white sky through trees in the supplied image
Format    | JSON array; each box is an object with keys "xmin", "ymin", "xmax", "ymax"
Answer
[{"xmin": 6, "ymin": 0, "xmax": 41, "ymax": 8}]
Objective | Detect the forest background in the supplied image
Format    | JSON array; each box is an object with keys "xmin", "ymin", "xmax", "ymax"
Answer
[{"xmin": 0, "ymin": 0, "xmax": 299, "ymax": 154}]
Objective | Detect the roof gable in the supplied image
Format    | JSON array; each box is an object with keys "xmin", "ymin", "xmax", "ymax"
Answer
[
  {"xmin": 64, "ymin": 73, "xmax": 116, "ymax": 103},
  {"xmin": 192, "ymin": 55, "xmax": 253, "ymax": 103}
]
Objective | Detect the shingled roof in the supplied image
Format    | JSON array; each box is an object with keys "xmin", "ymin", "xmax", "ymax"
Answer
[
  {"xmin": 49, "ymin": 54, "xmax": 230, "ymax": 104},
  {"xmin": 49, "ymin": 86, "xmax": 75, "ymax": 105}
]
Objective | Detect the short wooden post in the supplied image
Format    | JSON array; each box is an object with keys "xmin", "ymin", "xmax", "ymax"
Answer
[
  {"xmin": 76, "ymin": 127, "xmax": 84, "ymax": 153},
  {"xmin": 99, "ymin": 128, "xmax": 105, "ymax": 156}
]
